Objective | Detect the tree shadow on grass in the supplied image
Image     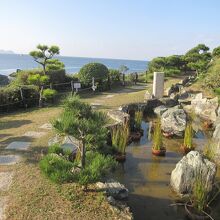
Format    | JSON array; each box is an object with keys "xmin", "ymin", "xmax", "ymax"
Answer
[{"xmin": 0, "ymin": 119, "xmax": 32, "ymax": 130}]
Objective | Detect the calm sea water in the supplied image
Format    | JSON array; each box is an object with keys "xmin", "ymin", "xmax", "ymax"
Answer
[{"xmin": 0, "ymin": 54, "xmax": 148, "ymax": 76}]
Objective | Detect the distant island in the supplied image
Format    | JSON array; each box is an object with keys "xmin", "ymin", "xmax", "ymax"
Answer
[{"xmin": 0, "ymin": 49, "xmax": 15, "ymax": 54}]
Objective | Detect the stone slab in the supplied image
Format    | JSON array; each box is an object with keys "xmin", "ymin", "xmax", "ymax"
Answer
[
  {"xmin": 24, "ymin": 131, "xmax": 46, "ymax": 138},
  {"xmin": 152, "ymin": 72, "xmax": 164, "ymax": 98},
  {"xmin": 39, "ymin": 123, "xmax": 52, "ymax": 130},
  {"xmin": 6, "ymin": 141, "xmax": 31, "ymax": 151},
  {"xmin": 0, "ymin": 155, "xmax": 21, "ymax": 165},
  {"xmin": 0, "ymin": 172, "xmax": 13, "ymax": 191},
  {"xmin": 105, "ymin": 95, "xmax": 115, "ymax": 98}
]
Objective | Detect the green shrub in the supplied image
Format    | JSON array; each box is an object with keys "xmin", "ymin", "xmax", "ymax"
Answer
[
  {"xmin": 164, "ymin": 68, "xmax": 181, "ymax": 77},
  {"xmin": 109, "ymin": 69, "xmax": 121, "ymax": 82},
  {"xmin": 214, "ymin": 87, "xmax": 220, "ymax": 96},
  {"xmin": 48, "ymin": 144, "xmax": 63, "ymax": 155},
  {"xmin": 76, "ymin": 152, "xmax": 117, "ymax": 187},
  {"xmin": 47, "ymin": 69, "xmax": 67, "ymax": 84},
  {"xmin": 39, "ymin": 153, "xmax": 74, "ymax": 183},
  {"xmin": 111, "ymin": 122, "xmax": 130, "ymax": 154},
  {"xmin": 183, "ymin": 123, "xmax": 193, "ymax": 149},
  {"xmin": 78, "ymin": 63, "xmax": 109, "ymax": 85},
  {"xmin": 0, "ymin": 85, "xmax": 39, "ymax": 112},
  {"xmin": 203, "ymin": 58, "xmax": 220, "ymax": 89},
  {"xmin": 152, "ymin": 118, "xmax": 163, "ymax": 150},
  {"xmin": 42, "ymin": 89, "xmax": 57, "ymax": 100}
]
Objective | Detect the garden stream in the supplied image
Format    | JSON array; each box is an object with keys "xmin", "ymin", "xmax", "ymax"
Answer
[{"xmin": 114, "ymin": 118, "xmax": 220, "ymax": 220}]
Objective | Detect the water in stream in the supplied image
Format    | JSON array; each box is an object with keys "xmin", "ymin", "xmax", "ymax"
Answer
[{"xmin": 114, "ymin": 120, "xmax": 220, "ymax": 220}]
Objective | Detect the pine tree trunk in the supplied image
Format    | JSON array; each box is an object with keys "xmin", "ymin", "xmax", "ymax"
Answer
[{"xmin": 81, "ymin": 140, "xmax": 86, "ymax": 169}]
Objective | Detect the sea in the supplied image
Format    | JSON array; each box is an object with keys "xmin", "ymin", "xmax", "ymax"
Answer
[{"xmin": 0, "ymin": 54, "xmax": 148, "ymax": 76}]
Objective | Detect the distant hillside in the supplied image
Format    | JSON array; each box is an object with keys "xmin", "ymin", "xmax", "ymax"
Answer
[{"xmin": 0, "ymin": 49, "xmax": 14, "ymax": 54}]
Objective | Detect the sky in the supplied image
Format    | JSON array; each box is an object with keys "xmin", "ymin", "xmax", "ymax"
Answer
[{"xmin": 0, "ymin": 0, "xmax": 220, "ymax": 60}]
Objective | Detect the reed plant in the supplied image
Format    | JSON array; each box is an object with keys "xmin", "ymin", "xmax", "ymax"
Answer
[
  {"xmin": 135, "ymin": 110, "xmax": 143, "ymax": 130},
  {"xmin": 152, "ymin": 118, "xmax": 163, "ymax": 150},
  {"xmin": 203, "ymin": 140, "xmax": 217, "ymax": 161},
  {"xmin": 191, "ymin": 169, "xmax": 209, "ymax": 213},
  {"xmin": 183, "ymin": 123, "xmax": 193, "ymax": 149},
  {"xmin": 111, "ymin": 122, "xmax": 130, "ymax": 154}
]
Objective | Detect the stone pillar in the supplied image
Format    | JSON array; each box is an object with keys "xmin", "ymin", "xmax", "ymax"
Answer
[{"xmin": 153, "ymin": 72, "xmax": 164, "ymax": 98}]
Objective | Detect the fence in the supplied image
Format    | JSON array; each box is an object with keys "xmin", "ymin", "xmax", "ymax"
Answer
[{"xmin": 0, "ymin": 76, "xmax": 127, "ymax": 113}]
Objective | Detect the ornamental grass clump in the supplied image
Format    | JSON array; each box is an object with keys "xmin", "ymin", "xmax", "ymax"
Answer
[
  {"xmin": 183, "ymin": 123, "xmax": 193, "ymax": 149},
  {"xmin": 135, "ymin": 110, "xmax": 143, "ymax": 131},
  {"xmin": 111, "ymin": 122, "xmax": 130, "ymax": 155},
  {"xmin": 203, "ymin": 141, "xmax": 217, "ymax": 162},
  {"xmin": 152, "ymin": 118, "xmax": 163, "ymax": 151}
]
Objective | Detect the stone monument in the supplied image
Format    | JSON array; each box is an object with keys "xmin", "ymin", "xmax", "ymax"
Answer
[{"xmin": 153, "ymin": 72, "xmax": 164, "ymax": 98}]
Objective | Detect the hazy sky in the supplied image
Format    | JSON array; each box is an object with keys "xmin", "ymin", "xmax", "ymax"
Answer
[{"xmin": 0, "ymin": 0, "xmax": 220, "ymax": 60}]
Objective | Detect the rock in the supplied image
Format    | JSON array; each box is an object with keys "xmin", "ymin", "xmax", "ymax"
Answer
[
  {"xmin": 161, "ymin": 106, "xmax": 187, "ymax": 137},
  {"xmin": 108, "ymin": 110, "xmax": 130, "ymax": 124},
  {"xmin": 107, "ymin": 196, "xmax": 117, "ymax": 206},
  {"xmin": 96, "ymin": 179, "xmax": 129, "ymax": 200},
  {"xmin": 159, "ymin": 97, "xmax": 178, "ymax": 107},
  {"xmin": 191, "ymin": 93, "xmax": 219, "ymax": 122},
  {"xmin": 213, "ymin": 123, "xmax": 220, "ymax": 141},
  {"xmin": 217, "ymin": 107, "xmax": 220, "ymax": 116},
  {"xmin": 169, "ymin": 93, "xmax": 180, "ymax": 101},
  {"xmin": 179, "ymin": 77, "xmax": 190, "ymax": 86},
  {"xmin": 165, "ymin": 87, "xmax": 173, "ymax": 97},
  {"xmin": 154, "ymin": 105, "xmax": 168, "ymax": 116},
  {"xmin": 0, "ymin": 74, "xmax": 9, "ymax": 86},
  {"xmin": 170, "ymin": 151, "xmax": 217, "ymax": 195}
]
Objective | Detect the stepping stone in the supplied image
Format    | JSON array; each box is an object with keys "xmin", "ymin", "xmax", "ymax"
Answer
[
  {"xmin": 6, "ymin": 141, "xmax": 31, "ymax": 151},
  {"xmin": 105, "ymin": 95, "xmax": 115, "ymax": 98},
  {"xmin": 0, "ymin": 196, "xmax": 8, "ymax": 220},
  {"xmin": 91, "ymin": 103, "xmax": 102, "ymax": 106},
  {"xmin": 39, "ymin": 123, "xmax": 52, "ymax": 130},
  {"xmin": 24, "ymin": 131, "xmax": 46, "ymax": 138},
  {"xmin": 0, "ymin": 155, "xmax": 21, "ymax": 165},
  {"xmin": 0, "ymin": 172, "xmax": 13, "ymax": 191}
]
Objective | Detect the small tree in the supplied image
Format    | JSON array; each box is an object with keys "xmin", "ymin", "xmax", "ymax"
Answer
[
  {"xmin": 52, "ymin": 95, "xmax": 107, "ymax": 168},
  {"xmin": 119, "ymin": 65, "xmax": 129, "ymax": 74},
  {"xmin": 29, "ymin": 44, "xmax": 60, "ymax": 75}
]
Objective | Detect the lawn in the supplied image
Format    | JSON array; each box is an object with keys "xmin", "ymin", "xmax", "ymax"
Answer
[{"xmin": 0, "ymin": 78, "xmax": 183, "ymax": 219}]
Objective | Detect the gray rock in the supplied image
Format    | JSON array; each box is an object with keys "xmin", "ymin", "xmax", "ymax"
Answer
[
  {"xmin": 191, "ymin": 93, "xmax": 219, "ymax": 122},
  {"xmin": 96, "ymin": 179, "xmax": 129, "ymax": 200},
  {"xmin": 159, "ymin": 97, "xmax": 178, "ymax": 107},
  {"xmin": 0, "ymin": 74, "xmax": 9, "ymax": 86},
  {"xmin": 108, "ymin": 110, "xmax": 130, "ymax": 124},
  {"xmin": 154, "ymin": 105, "xmax": 168, "ymax": 116},
  {"xmin": 144, "ymin": 90, "xmax": 152, "ymax": 101},
  {"xmin": 213, "ymin": 123, "xmax": 220, "ymax": 141},
  {"xmin": 161, "ymin": 106, "xmax": 187, "ymax": 137},
  {"xmin": 170, "ymin": 151, "xmax": 217, "ymax": 195}
]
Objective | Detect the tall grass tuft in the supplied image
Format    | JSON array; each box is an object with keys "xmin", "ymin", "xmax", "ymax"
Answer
[
  {"xmin": 203, "ymin": 140, "xmax": 217, "ymax": 161},
  {"xmin": 135, "ymin": 110, "xmax": 143, "ymax": 130},
  {"xmin": 183, "ymin": 123, "xmax": 193, "ymax": 149},
  {"xmin": 111, "ymin": 122, "xmax": 130, "ymax": 154},
  {"xmin": 191, "ymin": 168, "xmax": 209, "ymax": 213},
  {"xmin": 152, "ymin": 118, "xmax": 163, "ymax": 150}
]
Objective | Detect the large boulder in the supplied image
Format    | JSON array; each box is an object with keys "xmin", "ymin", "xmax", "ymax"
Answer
[
  {"xmin": 108, "ymin": 110, "xmax": 130, "ymax": 123},
  {"xmin": 0, "ymin": 74, "xmax": 9, "ymax": 86},
  {"xmin": 170, "ymin": 151, "xmax": 217, "ymax": 195},
  {"xmin": 161, "ymin": 106, "xmax": 187, "ymax": 137},
  {"xmin": 191, "ymin": 93, "xmax": 219, "ymax": 122},
  {"xmin": 154, "ymin": 105, "xmax": 168, "ymax": 116}
]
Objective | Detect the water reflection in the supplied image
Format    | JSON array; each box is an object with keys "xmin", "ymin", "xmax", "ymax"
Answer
[{"xmin": 113, "ymin": 120, "xmax": 219, "ymax": 220}]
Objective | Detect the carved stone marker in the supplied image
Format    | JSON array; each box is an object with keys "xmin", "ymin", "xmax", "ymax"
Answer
[{"xmin": 153, "ymin": 72, "xmax": 164, "ymax": 98}]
